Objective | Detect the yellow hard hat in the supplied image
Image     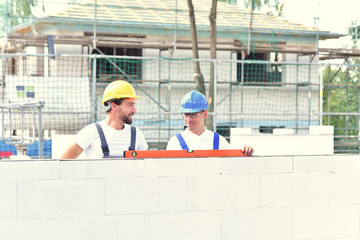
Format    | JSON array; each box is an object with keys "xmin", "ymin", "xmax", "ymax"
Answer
[{"xmin": 102, "ymin": 80, "xmax": 139, "ymax": 105}]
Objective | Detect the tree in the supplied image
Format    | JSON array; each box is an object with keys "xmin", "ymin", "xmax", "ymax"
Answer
[
  {"xmin": 348, "ymin": 22, "xmax": 359, "ymax": 47},
  {"xmin": 245, "ymin": 0, "xmax": 284, "ymax": 16},
  {"xmin": 186, "ymin": 0, "xmax": 217, "ymax": 130},
  {"xmin": 0, "ymin": 0, "xmax": 41, "ymax": 33},
  {"xmin": 322, "ymin": 64, "xmax": 359, "ymax": 152},
  {"xmin": 217, "ymin": 0, "xmax": 237, "ymax": 4},
  {"xmin": 10, "ymin": 0, "xmax": 37, "ymax": 26},
  {"xmin": 186, "ymin": 0, "xmax": 206, "ymax": 95},
  {"xmin": 186, "ymin": 0, "xmax": 283, "ymax": 130},
  {"xmin": 206, "ymin": 0, "xmax": 217, "ymax": 130},
  {"xmin": 0, "ymin": 0, "xmax": 82, "ymax": 33},
  {"xmin": 218, "ymin": 0, "xmax": 284, "ymax": 16}
]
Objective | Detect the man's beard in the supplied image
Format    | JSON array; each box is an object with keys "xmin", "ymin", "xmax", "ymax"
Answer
[{"xmin": 123, "ymin": 114, "xmax": 133, "ymax": 124}]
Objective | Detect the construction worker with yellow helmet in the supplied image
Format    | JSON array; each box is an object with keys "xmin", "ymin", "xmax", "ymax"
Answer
[
  {"xmin": 166, "ymin": 90, "xmax": 254, "ymax": 156},
  {"xmin": 61, "ymin": 80, "xmax": 148, "ymax": 159}
]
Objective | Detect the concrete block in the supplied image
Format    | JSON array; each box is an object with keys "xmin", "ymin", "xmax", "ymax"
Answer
[
  {"xmin": 222, "ymin": 156, "xmax": 292, "ymax": 174},
  {"xmin": 330, "ymin": 238, "xmax": 360, "ymax": 240},
  {"xmin": 18, "ymin": 179, "xmax": 105, "ymax": 219},
  {"xmin": 145, "ymin": 157, "xmax": 221, "ymax": 176},
  {"xmin": 332, "ymin": 238, "xmax": 360, "ymax": 240},
  {"xmin": 222, "ymin": 208, "xmax": 292, "ymax": 240},
  {"xmin": 106, "ymin": 177, "xmax": 186, "ymax": 214},
  {"xmin": 0, "ymin": 161, "xmax": 59, "ymax": 180},
  {"xmin": 60, "ymin": 159, "xmax": 144, "ymax": 179},
  {"xmin": 9, "ymin": 155, "xmax": 32, "ymax": 160},
  {"xmin": 309, "ymin": 125, "xmax": 334, "ymax": 135},
  {"xmin": 261, "ymin": 173, "xmax": 329, "ymax": 207},
  {"xmin": 60, "ymin": 215, "xmax": 143, "ymax": 240},
  {"xmin": 294, "ymin": 205, "xmax": 359, "ymax": 239},
  {"xmin": 294, "ymin": 155, "xmax": 360, "ymax": 172},
  {"xmin": 231, "ymin": 128, "xmax": 252, "ymax": 135},
  {"xmin": 187, "ymin": 175, "xmax": 260, "ymax": 211},
  {"xmin": 0, "ymin": 180, "xmax": 17, "ymax": 221},
  {"xmin": 335, "ymin": 238, "xmax": 360, "ymax": 240},
  {"xmin": 0, "ymin": 219, "xmax": 59, "ymax": 240},
  {"xmin": 145, "ymin": 211, "xmax": 221, "ymax": 240},
  {"xmin": 330, "ymin": 173, "xmax": 360, "ymax": 204},
  {"xmin": 273, "ymin": 128, "xmax": 294, "ymax": 135},
  {"xmin": 231, "ymin": 133, "xmax": 334, "ymax": 156}
]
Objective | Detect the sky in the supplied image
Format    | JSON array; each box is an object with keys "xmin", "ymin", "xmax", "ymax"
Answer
[{"xmin": 280, "ymin": 0, "xmax": 360, "ymax": 48}]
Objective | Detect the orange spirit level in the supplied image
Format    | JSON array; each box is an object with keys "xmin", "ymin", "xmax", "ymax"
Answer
[{"xmin": 124, "ymin": 149, "xmax": 245, "ymax": 158}]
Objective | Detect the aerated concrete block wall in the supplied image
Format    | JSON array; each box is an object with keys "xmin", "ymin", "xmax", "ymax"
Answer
[{"xmin": 0, "ymin": 155, "xmax": 360, "ymax": 240}]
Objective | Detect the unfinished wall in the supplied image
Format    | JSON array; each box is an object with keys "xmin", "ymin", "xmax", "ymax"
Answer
[
  {"xmin": 231, "ymin": 126, "xmax": 334, "ymax": 155},
  {"xmin": 0, "ymin": 155, "xmax": 359, "ymax": 240}
]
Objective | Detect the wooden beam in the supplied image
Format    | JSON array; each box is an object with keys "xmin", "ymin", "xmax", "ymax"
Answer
[{"xmin": 4, "ymin": 33, "xmax": 360, "ymax": 58}]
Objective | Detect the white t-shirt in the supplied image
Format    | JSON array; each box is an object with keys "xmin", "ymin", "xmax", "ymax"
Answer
[
  {"xmin": 166, "ymin": 128, "xmax": 230, "ymax": 150},
  {"xmin": 76, "ymin": 120, "xmax": 148, "ymax": 159}
]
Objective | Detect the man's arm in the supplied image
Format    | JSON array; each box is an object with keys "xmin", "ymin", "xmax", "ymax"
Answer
[{"xmin": 60, "ymin": 142, "xmax": 84, "ymax": 159}]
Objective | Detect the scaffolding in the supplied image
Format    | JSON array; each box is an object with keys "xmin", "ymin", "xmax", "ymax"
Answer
[
  {"xmin": 0, "ymin": 1, "xmax": 359, "ymax": 157},
  {"xmin": 0, "ymin": 54, "xmax": 359, "ymax": 157},
  {"xmin": 1, "ymin": 101, "xmax": 45, "ymax": 158}
]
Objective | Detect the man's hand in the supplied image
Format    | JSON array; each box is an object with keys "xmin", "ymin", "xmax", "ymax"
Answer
[{"xmin": 243, "ymin": 145, "xmax": 254, "ymax": 156}]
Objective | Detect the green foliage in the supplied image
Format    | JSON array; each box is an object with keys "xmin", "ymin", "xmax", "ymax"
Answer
[
  {"xmin": 217, "ymin": 0, "xmax": 284, "ymax": 16},
  {"xmin": 0, "ymin": 3, "xmax": 5, "ymax": 31},
  {"xmin": 322, "ymin": 64, "xmax": 360, "ymax": 152},
  {"xmin": 10, "ymin": 0, "xmax": 36, "ymax": 26},
  {"xmin": 14, "ymin": 0, "xmax": 35, "ymax": 15},
  {"xmin": 218, "ymin": 0, "xmax": 237, "ymax": 4},
  {"xmin": 0, "ymin": 0, "xmax": 45, "ymax": 33},
  {"xmin": 245, "ymin": 0, "xmax": 284, "ymax": 16},
  {"xmin": 348, "ymin": 23, "xmax": 360, "ymax": 46}
]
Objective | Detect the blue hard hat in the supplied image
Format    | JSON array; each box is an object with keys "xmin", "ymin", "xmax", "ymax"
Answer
[{"xmin": 179, "ymin": 90, "xmax": 209, "ymax": 113}]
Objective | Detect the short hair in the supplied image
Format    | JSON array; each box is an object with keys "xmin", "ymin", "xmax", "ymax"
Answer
[{"xmin": 105, "ymin": 98, "xmax": 126, "ymax": 113}]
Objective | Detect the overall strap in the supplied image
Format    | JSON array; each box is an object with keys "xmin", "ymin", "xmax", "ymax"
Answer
[
  {"xmin": 176, "ymin": 133, "xmax": 189, "ymax": 151},
  {"xmin": 95, "ymin": 122, "xmax": 110, "ymax": 158},
  {"xmin": 129, "ymin": 126, "xmax": 136, "ymax": 150},
  {"xmin": 213, "ymin": 132, "xmax": 220, "ymax": 150}
]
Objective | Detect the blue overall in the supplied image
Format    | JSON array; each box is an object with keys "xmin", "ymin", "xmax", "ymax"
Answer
[
  {"xmin": 175, "ymin": 132, "xmax": 220, "ymax": 150},
  {"xmin": 95, "ymin": 122, "xmax": 136, "ymax": 158}
]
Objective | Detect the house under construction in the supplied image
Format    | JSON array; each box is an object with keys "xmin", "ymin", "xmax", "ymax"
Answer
[{"xmin": 1, "ymin": 0, "xmax": 360, "ymax": 156}]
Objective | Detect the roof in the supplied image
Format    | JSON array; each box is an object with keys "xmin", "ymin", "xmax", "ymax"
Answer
[
  {"xmin": 52, "ymin": 0, "xmax": 313, "ymax": 31},
  {"xmin": 11, "ymin": 0, "xmax": 343, "ymax": 46}
]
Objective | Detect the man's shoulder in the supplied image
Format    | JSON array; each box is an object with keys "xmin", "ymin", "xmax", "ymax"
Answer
[
  {"xmin": 203, "ymin": 128, "xmax": 216, "ymax": 137},
  {"xmin": 81, "ymin": 121, "xmax": 99, "ymax": 132},
  {"xmin": 169, "ymin": 132, "xmax": 183, "ymax": 140},
  {"xmin": 179, "ymin": 129, "xmax": 191, "ymax": 137},
  {"xmin": 124, "ymin": 124, "xmax": 142, "ymax": 132},
  {"xmin": 77, "ymin": 122, "xmax": 100, "ymax": 141},
  {"xmin": 204, "ymin": 129, "xmax": 228, "ymax": 142}
]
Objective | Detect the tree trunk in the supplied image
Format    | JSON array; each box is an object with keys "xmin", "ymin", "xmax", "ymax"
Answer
[
  {"xmin": 206, "ymin": 0, "xmax": 217, "ymax": 131},
  {"xmin": 187, "ymin": 0, "xmax": 206, "ymax": 94}
]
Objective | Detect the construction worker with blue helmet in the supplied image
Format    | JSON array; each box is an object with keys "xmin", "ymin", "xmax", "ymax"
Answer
[
  {"xmin": 166, "ymin": 90, "xmax": 254, "ymax": 155},
  {"xmin": 61, "ymin": 80, "xmax": 148, "ymax": 159},
  {"xmin": 179, "ymin": 90, "xmax": 209, "ymax": 113}
]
